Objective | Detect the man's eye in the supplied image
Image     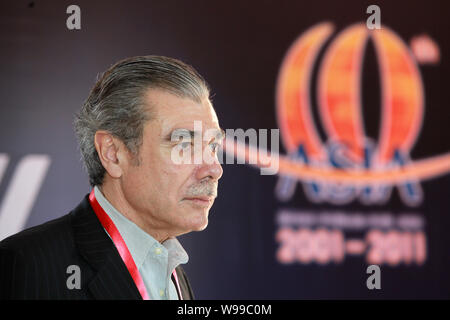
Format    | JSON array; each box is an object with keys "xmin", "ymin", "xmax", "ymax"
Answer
[
  {"xmin": 210, "ymin": 142, "xmax": 220, "ymax": 152},
  {"xmin": 180, "ymin": 141, "xmax": 192, "ymax": 149}
]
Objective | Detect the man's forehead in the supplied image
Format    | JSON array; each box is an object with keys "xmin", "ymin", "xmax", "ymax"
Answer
[
  {"xmin": 159, "ymin": 110, "xmax": 221, "ymax": 134},
  {"xmin": 142, "ymin": 88, "xmax": 221, "ymax": 134}
]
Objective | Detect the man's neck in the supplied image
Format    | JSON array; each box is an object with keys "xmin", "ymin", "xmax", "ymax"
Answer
[{"xmin": 97, "ymin": 183, "xmax": 171, "ymax": 243}]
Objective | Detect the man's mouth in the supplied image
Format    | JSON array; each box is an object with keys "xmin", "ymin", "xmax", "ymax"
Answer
[{"xmin": 182, "ymin": 196, "xmax": 214, "ymax": 206}]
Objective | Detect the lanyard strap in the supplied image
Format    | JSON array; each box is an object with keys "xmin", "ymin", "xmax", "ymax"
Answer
[{"xmin": 88, "ymin": 189, "xmax": 182, "ymax": 300}]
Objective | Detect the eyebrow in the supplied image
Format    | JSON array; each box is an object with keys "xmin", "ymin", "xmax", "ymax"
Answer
[
  {"xmin": 167, "ymin": 129, "xmax": 199, "ymax": 141},
  {"xmin": 166, "ymin": 128, "xmax": 225, "ymax": 142}
]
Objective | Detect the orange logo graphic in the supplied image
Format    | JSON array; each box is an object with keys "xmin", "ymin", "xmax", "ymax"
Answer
[{"xmin": 224, "ymin": 22, "xmax": 450, "ymax": 206}]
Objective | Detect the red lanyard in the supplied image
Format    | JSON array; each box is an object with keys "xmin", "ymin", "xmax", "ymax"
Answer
[{"xmin": 89, "ymin": 189, "xmax": 183, "ymax": 300}]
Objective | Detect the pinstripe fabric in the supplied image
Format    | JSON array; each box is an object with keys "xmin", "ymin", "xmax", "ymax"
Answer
[{"xmin": 0, "ymin": 195, "xmax": 195, "ymax": 300}]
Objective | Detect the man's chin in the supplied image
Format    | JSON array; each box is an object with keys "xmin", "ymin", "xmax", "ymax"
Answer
[
  {"xmin": 194, "ymin": 220, "xmax": 208, "ymax": 231},
  {"xmin": 177, "ymin": 203, "xmax": 211, "ymax": 232},
  {"xmin": 189, "ymin": 211, "xmax": 209, "ymax": 232}
]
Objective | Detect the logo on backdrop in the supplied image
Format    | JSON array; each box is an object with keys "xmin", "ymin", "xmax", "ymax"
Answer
[
  {"xmin": 224, "ymin": 23, "xmax": 450, "ymax": 210},
  {"xmin": 265, "ymin": 22, "xmax": 447, "ymax": 266},
  {"xmin": 220, "ymin": 22, "xmax": 442, "ymax": 265},
  {"xmin": 274, "ymin": 22, "xmax": 449, "ymax": 207}
]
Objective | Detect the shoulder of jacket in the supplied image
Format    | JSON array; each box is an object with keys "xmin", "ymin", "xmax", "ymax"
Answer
[{"xmin": 0, "ymin": 212, "xmax": 73, "ymax": 254}]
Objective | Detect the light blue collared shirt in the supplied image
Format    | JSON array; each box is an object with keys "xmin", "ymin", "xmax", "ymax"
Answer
[{"xmin": 94, "ymin": 186, "xmax": 189, "ymax": 300}]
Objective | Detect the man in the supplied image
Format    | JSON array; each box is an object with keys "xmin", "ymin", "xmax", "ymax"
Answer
[{"xmin": 0, "ymin": 55, "xmax": 224, "ymax": 299}]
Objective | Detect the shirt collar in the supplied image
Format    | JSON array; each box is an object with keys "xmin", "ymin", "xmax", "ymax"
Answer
[{"xmin": 93, "ymin": 186, "xmax": 188, "ymax": 271}]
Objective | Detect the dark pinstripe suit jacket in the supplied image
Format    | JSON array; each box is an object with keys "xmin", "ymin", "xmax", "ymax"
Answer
[{"xmin": 0, "ymin": 195, "xmax": 195, "ymax": 300}]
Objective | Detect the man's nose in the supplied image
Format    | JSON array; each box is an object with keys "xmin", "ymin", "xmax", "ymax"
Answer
[{"xmin": 195, "ymin": 157, "xmax": 223, "ymax": 181}]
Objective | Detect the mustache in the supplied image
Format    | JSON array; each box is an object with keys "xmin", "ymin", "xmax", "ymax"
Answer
[{"xmin": 185, "ymin": 180, "xmax": 218, "ymax": 198}]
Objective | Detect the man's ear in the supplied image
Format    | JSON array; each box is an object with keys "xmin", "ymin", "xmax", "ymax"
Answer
[{"xmin": 94, "ymin": 130, "xmax": 124, "ymax": 179}]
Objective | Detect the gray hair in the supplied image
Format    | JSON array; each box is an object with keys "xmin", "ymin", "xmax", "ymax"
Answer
[{"xmin": 74, "ymin": 55, "xmax": 210, "ymax": 186}]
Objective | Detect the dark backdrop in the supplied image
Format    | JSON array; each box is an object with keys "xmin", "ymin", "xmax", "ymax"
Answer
[{"xmin": 1, "ymin": 0, "xmax": 449, "ymax": 299}]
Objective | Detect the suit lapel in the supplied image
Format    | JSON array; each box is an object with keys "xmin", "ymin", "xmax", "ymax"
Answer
[
  {"xmin": 70, "ymin": 195, "xmax": 142, "ymax": 300},
  {"xmin": 174, "ymin": 265, "xmax": 195, "ymax": 300}
]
